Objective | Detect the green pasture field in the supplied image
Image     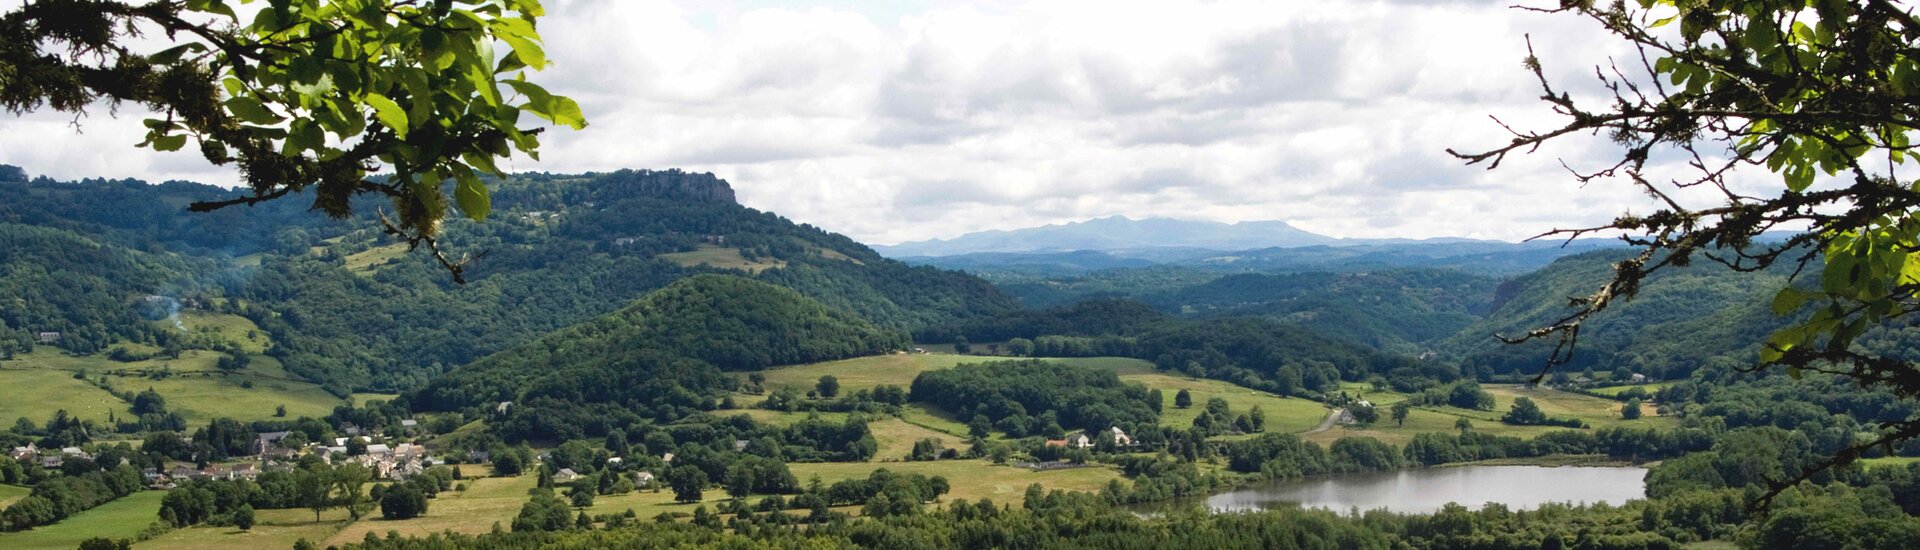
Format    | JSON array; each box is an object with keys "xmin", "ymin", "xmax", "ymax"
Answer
[{"xmin": 0, "ymin": 491, "xmax": 166, "ymax": 550}]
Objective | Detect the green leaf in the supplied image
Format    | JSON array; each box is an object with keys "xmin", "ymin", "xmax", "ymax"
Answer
[
  {"xmin": 496, "ymin": 33, "xmax": 547, "ymax": 70},
  {"xmin": 365, "ymin": 93, "xmax": 409, "ymax": 138},
  {"xmin": 147, "ymin": 133, "xmax": 189, "ymax": 152},
  {"xmin": 451, "ymin": 164, "xmax": 491, "ymax": 221},
  {"xmin": 225, "ymin": 97, "xmax": 284, "ymax": 124},
  {"xmin": 1771, "ymin": 288, "xmax": 1812, "ymax": 315}
]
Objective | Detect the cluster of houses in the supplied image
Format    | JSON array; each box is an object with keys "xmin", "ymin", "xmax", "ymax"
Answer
[
  {"xmin": 142, "ymin": 463, "xmax": 265, "ymax": 490},
  {"xmin": 8, "ymin": 443, "xmax": 91, "ymax": 469},
  {"xmin": 1548, "ymin": 372, "xmax": 1647, "ymax": 390},
  {"xmin": 1046, "ymin": 426, "xmax": 1133, "ymax": 449}
]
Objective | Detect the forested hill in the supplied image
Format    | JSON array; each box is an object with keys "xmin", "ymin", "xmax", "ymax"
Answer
[
  {"xmin": 1441, "ymin": 249, "xmax": 1800, "ymax": 379},
  {"xmin": 410, "ymin": 275, "xmax": 904, "ymax": 439},
  {"xmin": 0, "ymin": 166, "xmax": 1015, "ymax": 394}
]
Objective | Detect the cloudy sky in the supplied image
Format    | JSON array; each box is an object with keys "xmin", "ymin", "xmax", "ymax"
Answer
[{"xmin": 0, "ymin": 0, "xmax": 1691, "ymax": 245}]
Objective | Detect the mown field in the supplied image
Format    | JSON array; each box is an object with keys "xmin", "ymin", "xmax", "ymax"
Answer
[
  {"xmin": 747, "ymin": 354, "xmax": 1333, "ymax": 438},
  {"xmin": 1589, "ymin": 382, "xmax": 1676, "ymax": 397},
  {"xmin": 0, "ymin": 490, "xmax": 166, "ymax": 550},
  {"xmin": 320, "ymin": 472, "xmax": 536, "ymax": 547},
  {"xmin": 788, "ymin": 460, "xmax": 1122, "ymax": 503},
  {"xmin": 1306, "ymin": 384, "xmax": 1675, "ymax": 446},
  {"xmin": 657, "ymin": 245, "xmax": 786, "ymax": 273},
  {"xmin": 1862, "ymin": 456, "xmax": 1920, "ymax": 470},
  {"xmin": 0, "ymin": 348, "xmax": 347, "ymax": 424},
  {"xmin": 0, "ymin": 483, "xmax": 29, "ymax": 509}
]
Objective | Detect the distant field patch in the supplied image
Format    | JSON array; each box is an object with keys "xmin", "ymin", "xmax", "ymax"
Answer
[
  {"xmin": 142, "ymin": 507, "xmax": 351, "ymax": 550},
  {"xmin": 867, "ymin": 418, "xmax": 962, "ymax": 462},
  {"xmin": 342, "ymin": 243, "xmax": 410, "ymax": 274},
  {"xmin": 750, "ymin": 354, "xmax": 1156, "ymax": 394},
  {"xmin": 100, "ymin": 371, "xmax": 341, "ymax": 423},
  {"xmin": 0, "ymin": 490, "xmax": 165, "ymax": 550},
  {"xmin": 0, "ymin": 484, "xmax": 29, "ymax": 509},
  {"xmin": 322, "ymin": 473, "xmax": 538, "ymax": 546},
  {"xmin": 1589, "ymin": 382, "xmax": 1675, "ymax": 397},
  {"xmin": 1482, "ymin": 385, "xmax": 1674, "ymax": 430},
  {"xmin": 174, "ymin": 311, "xmax": 272, "ymax": 353},
  {"xmin": 789, "ymin": 459, "xmax": 1121, "ymax": 504},
  {"xmin": 722, "ymin": 408, "xmax": 851, "ymax": 428},
  {"xmin": 0, "ymin": 366, "xmax": 125, "ymax": 424},
  {"xmin": 1861, "ymin": 456, "xmax": 1920, "ymax": 470},
  {"xmin": 352, "ymin": 392, "xmax": 401, "ymax": 406},
  {"xmin": 1126, "ymin": 372, "xmax": 1328, "ymax": 434},
  {"xmin": 657, "ymin": 245, "xmax": 785, "ymax": 273}
]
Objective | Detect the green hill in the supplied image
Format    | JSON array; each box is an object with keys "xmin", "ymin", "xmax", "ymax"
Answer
[
  {"xmin": 411, "ymin": 275, "xmax": 905, "ymax": 441},
  {"xmin": 0, "ymin": 169, "xmax": 1016, "ymax": 395},
  {"xmin": 1443, "ymin": 249, "xmax": 1798, "ymax": 379}
]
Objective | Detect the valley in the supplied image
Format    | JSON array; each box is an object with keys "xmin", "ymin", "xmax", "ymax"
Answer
[{"xmin": 0, "ymin": 167, "xmax": 1913, "ymax": 550}]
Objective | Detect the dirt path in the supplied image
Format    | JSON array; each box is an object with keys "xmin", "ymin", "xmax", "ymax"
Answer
[{"xmin": 1303, "ymin": 408, "xmax": 1344, "ymax": 434}]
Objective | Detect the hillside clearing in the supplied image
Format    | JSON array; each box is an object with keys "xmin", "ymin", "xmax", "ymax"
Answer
[
  {"xmin": 657, "ymin": 245, "xmax": 785, "ymax": 273},
  {"xmin": 0, "ymin": 490, "xmax": 166, "ymax": 550}
]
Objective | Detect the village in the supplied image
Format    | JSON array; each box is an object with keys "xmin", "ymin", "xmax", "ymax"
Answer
[{"xmin": 9, "ymin": 425, "xmax": 441, "ymax": 492}]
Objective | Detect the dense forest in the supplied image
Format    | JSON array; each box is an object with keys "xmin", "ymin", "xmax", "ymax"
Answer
[
  {"xmin": 409, "ymin": 275, "xmax": 907, "ymax": 441},
  {"xmin": 0, "ymin": 168, "xmax": 1014, "ymax": 393},
  {"xmin": 909, "ymin": 360, "xmax": 1161, "ymax": 435}
]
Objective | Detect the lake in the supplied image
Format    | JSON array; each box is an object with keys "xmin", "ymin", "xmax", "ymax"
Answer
[{"xmin": 1160, "ymin": 465, "xmax": 1647, "ymax": 515}]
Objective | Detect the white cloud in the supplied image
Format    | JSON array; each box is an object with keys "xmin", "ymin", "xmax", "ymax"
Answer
[{"xmin": 0, "ymin": 0, "xmax": 1677, "ymax": 245}]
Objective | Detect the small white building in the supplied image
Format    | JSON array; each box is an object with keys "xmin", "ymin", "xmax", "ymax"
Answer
[
  {"xmin": 554, "ymin": 468, "xmax": 584, "ymax": 483},
  {"xmin": 1629, "ymin": 373, "xmax": 1648, "ymax": 384},
  {"xmin": 1109, "ymin": 427, "xmax": 1132, "ymax": 447},
  {"xmin": 1067, "ymin": 434, "xmax": 1094, "ymax": 449}
]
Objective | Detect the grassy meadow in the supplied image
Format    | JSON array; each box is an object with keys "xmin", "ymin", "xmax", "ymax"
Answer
[
  {"xmin": 657, "ymin": 245, "xmax": 786, "ymax": 273},
  {"xmin": 1305, "ymin": 384, "xmax": 1675, "ymax": 446},
  {"xmin": 0, "ymin": 483, "xmax": 29, "ymax": 509},
  {"xmin": 0, "ymin": 491, "xmax": 166, "ymax": 550},
  {"xmin": 0, "ymin": 348, "xmax": 347, "ymax": 424},
  {"xmin": 747, "ymin": 353, "xmax": 1332, "ymax": 437}
]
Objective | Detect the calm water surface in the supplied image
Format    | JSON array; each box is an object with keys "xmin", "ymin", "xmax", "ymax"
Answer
[{"xmin": 1174, "ymin": 465, "xmax": 1646, "ymax": 515}]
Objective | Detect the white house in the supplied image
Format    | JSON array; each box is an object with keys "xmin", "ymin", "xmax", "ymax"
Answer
[
  {"xmin": 1109, "ymin": 427, "xmax": 1132, "ymax": 446},
  {"xmin": 1629, "ymin": 373, "xmax": 1648, "ymax": 383},
  {"xmin": 1067, "ymin": 434, "xmax": 1094, "ymax": 449},
  {"xmin": 554, "ymin": 468, "xmax": 584, "ymax": 483}
]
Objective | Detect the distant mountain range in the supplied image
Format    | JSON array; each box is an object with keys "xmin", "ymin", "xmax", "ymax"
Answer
[
  {"xmin": 874, "ymin": 216, "xmax": 1367, "ymax": 257},
  {"xmin": 874, "ymin": 216, "xmax": 1615, "ymax": 277}
]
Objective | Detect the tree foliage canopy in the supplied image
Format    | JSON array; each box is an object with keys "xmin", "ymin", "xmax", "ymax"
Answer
[
  {"xmin": 1456, "ymin": 0, "xmax": 1920, "ymax": 493},
  {"xmin": 0, "ymin": 0, "xmax": 584, "ymax": 280}
]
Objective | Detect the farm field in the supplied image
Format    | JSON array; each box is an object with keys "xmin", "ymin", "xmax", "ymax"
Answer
[
  {"xmin": 320, "ymin": 473, "xmax": 539, "ymax": 547},
  {"xmin": 342, "ymin": 243, "xmax": 410, "ymax": 274},
  {"xmin": 2, "ymin": 349, "xmax": 346, "ymax": 423},
  {"xmin": 0, "ymin": 483, "xmax": 28, "ymax": 509},
  {"xmin": 98, "ymin": 371, "xmax": 341, "ymax": 423},
  {"xmin": 0, "ymin": 366, "xmax": 125, "ymax": 424},
  {"xmin": 657, "ymin": 245, "xmax": 786, "ymax": 273},
  {"xmin": 751, "ymin": 354, "xmax": 1331, "ymax": 436},
  {"xmin": 866, "ymin": 418, "xmax": 961, "ymax": 462},
  {"xmin": 1131, "ymin": 372, "xmax": 1329, "ymax": 434},
  {"xmin": 1480, "ymin": 385, "xmax": 1672, "ymax": 430},
  {"xmin": 1305, "ymin": 384, "xmax": 1674, "ymax": 446},
  {"xmin": 1589, "ymin": 382, "xmax": 1676, "ymax": 397},
  {"xmin": 140, "ymin": 508, "xmax": 352, "ymax": 550},
  {"xmin": 0, "ymin": 490, "xmax": 166, "ymax": 550},
  {"xmin": 788, "ymin": 459, "xmax": 1122, "ymax": 504},
  {"xmin": 172, "ymin": 311, "xmax": 273, "ymax": 353},
  {"xmin": 1861, "ymin": 456, "xmax": 1920, "ymax": 470}
]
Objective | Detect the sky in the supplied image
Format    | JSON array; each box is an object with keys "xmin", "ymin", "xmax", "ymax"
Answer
[{"xmin": 0, "ymin": 0, "xmax": 1710, "ymax": 245}]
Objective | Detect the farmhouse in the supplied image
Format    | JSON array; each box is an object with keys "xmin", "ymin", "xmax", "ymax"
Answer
[
  {"xmin": 1630, "ymin": 373, "xmax": 1648, "ymax": 383},
  {"xmin": 35, "ymin": 331, "xmax": 60, "ymax": 344},
  {"xmin": 1109, "ymin": 427, "xmax": 1132, "ymax": 446},
  {"xmin": 554, "ymin": 468, "xmax": 584, "ymax": 483},
  {"xmin": 1067, "ymin": 433, "xmax": 1094, "ymax": 449}
]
